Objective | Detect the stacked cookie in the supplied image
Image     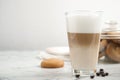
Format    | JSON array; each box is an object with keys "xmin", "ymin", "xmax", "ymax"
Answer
[{"xmin": 99, "ymin": 32, "xmax": 120, "ymax": 62}]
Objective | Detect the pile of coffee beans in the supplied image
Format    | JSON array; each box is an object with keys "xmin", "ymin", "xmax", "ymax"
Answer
[
  {"xmin": 90, "ymin": 68, "xmax": 109, "ymax": 79},
  {"xmin": 96, "ymin": 69, "xmax": 109, "ymax": 77},
  {"xmin": 75, "ymin": 68, "xmax": 109, "ymax": 79}
]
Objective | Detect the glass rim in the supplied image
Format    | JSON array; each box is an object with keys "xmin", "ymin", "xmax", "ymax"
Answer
[{"xmin": 65, "ymin": 10, "xmax": 104, "ymax": 16}]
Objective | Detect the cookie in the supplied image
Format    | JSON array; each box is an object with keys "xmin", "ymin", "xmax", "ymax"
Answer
[
  {"xmin": 112, "ymin": 39, "xmax": 120, "ymax": 44},
  {"xmin": 100, "ymin": 39, "xmax": 108, "ymax": 47},
  {"xmin": 99, "ymin": 39, "xmax": 108, "ymax": 58},
  {"xmin": 41, "ymin": 58, "xmax": 64, "ymax": 68},
  {"xmin": 107, "ymin": 32, "xmax": 120, "ymax": 35},
  {"xmin": 106, "ymin": 42, "xmax": 120, "ymax": 62},
  {"xmin": 106, "ymin": 32, "xmax": 120, "ymax": 44}
]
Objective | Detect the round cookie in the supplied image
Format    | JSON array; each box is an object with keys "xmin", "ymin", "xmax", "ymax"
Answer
[
  {"xmin": 100, "ymin": 39, "xmax": 108, "ymax": 47},
  {"xmin": 41, "ymin": 58, "xmax": 64, "ymax": 68},
  {"xmin": 107, "ymin": 31, "xmax": 120, "ymax": 35},
  {"xmin": 107, "ymin": 32, "xmax": 120, "ymax": 44},
  {"xmin": 112, "ymin": 39, "xmax": 120, "ymax": 44},
  {"xmin": 99, "ymin": 39, "xmax": 108, "ymax": 58},
  {"xmin": 106, "ymin": 42, "xmax": 120, "ymax": 62}
]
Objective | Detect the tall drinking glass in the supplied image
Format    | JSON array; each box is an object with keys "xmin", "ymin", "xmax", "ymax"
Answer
[{"xmin": 66, "ymin": 10, "xmax": 102, "ymax": 78}]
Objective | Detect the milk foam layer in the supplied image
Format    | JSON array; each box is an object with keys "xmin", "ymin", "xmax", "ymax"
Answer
[{"xmin": 66, "ymin": 14, "xmax": 101, "ymax": 33}]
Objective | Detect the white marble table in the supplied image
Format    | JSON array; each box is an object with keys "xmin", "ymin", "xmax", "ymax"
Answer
[{"xmin": 0, "ymin": 51, "xmax": 120, "ymax": 80}]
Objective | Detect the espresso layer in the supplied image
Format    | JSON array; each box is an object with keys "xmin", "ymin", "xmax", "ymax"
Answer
[{"xmin": 68, "ymin": 32, "xmax": 100, "ymax": 47}]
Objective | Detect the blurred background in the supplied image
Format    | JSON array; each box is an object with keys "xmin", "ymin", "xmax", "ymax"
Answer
[{"xmin": 0, "ymin": 0, "xmax": 120, "ymax": 50}]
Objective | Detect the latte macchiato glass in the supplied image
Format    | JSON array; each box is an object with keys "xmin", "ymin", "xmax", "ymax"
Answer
[{"xmin": 66, "ymin": 10, "xmax": 102, "ymax": 77}]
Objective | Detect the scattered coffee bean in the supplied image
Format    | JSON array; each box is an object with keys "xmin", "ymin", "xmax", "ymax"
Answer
[
  {"xmin": 100, "ymin": 69, "xmax": 104, "ymax": 72},
  {"xmin": 90, "ymin": 75, "xmax": 95, "ymax": 79},
  {"xmin": 101, "ymin": 73, "xmax": 106, "ymax": 77},
  {"xmin": 96, "ymin": 72, "xmax": 100, "ymax": 76},
  {"xmin": 100, "ymin": 71, "xmax": 104, "ymax": 74},
  {"xmin": 75, "ymin": 74, "xmax": 80, "ymax": 78},
  {"xmin": 105, "ymin": 72, "xmax": 109, "ymax": 76}
]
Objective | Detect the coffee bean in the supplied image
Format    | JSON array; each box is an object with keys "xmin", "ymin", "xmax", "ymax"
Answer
[
  {"xmin": 96, "ymin": 72, "xmax": 100, "ymax": 76},
  {"xmin": 75, "ymin": 74, "xmax": 80, "ymax": 78},
  {"xmin": 100, "ymin": 71, "xmax": 104, "ymax": 74},
  {"xmin": 101, "ymin": 73, "xmax": 106, "ymax": 77},
  {"xmin": 90, "ymin": 75, "xmax": 95, "ymax": 79},
  {"xmin": 105, "ymin": 72, "xmax": 109, "ymax": 76},
  {"xmin": 100, "ymin": 69, "xmax": 104, "ymax": 72}
]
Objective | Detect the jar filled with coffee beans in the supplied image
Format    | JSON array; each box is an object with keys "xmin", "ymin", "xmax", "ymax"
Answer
[{"xmin": 99, "ymin": 20, "xmax": 120, "ymax": 62}]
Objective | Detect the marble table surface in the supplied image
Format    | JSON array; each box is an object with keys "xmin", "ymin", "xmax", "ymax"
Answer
[{"xmin": 0, "ymin": 51, "xmax": 120, "ymax": 80}]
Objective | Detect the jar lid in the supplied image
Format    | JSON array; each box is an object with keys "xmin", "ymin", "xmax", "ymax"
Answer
[{"xmin": 101, "ymin": 20, "xmax": 120, "ymax": 39}]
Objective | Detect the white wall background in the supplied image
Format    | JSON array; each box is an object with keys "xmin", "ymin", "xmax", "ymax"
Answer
[{"xmin": 0, "ymin": 0, "xmax": 120, "ymax": 50}]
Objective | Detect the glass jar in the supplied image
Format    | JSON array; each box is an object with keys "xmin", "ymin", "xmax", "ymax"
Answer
[{"xmin": 99, "ymin": 20, "xmax": 120, "ymax": 62}]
